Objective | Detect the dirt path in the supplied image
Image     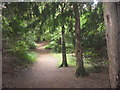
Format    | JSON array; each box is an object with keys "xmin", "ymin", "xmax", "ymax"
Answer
[{"xmin": 3, "ymin": 43, "xmax": 110, "ymax": 88}]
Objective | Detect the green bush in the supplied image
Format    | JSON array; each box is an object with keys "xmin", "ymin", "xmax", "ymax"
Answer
[
  {"xmin": 44, "ymin": 44, "xmax": 54, "ymax": 49},
  {"xmin": 9, "ymin": 40, "xmax": 29, "ymax": 53},
  {"xmin": 29, "ymin": 42, "xmax": 37, "ymax": 49},
  {"xmin": 19, "ymin": 51, "xmax": 38, "ymax": 63},
  {"xmin": 44, "ymin": 41, "xmax": 61, "ymax": 53}
]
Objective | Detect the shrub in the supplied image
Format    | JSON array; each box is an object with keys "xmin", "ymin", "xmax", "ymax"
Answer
[
  {"xmin": 29, "ymin": 42, "xmax": 37, "ymax": 49},
  {"xmin": 19, "ymin": 51, "xmax": 38, "ymax": 63},
  {"xmin": 44, "ymin": 41, "xmax": 61, "ymax": 53},
  {"xmin": 9, "ymin": 40, "xmax": 29, "ymax": 53}
]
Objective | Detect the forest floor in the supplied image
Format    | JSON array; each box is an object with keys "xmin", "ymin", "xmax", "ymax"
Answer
[{"xmin": 2, "ymin": 42, "xmax": 110, "ymax": 88}]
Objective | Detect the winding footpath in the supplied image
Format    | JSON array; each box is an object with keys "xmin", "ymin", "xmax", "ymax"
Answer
[{"xmin": 8, "ymin": 43, "xmax": 110, "ymax": 88}]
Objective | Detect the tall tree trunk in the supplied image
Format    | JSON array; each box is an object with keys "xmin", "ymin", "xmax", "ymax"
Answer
[
  {"xmin": 103, "ymin": 2, "xmax": 120, "ymax": 88},
  {"xmin": 60, "ymin": 25, "xmax": 68, "ymax": 67},
  {"xmin": 59, "ymin": 3, "xmax": 68, "ymax": 67},
  {"xmin": 73, "ymin": 3, "xmax": 88, "ymax": 77}
]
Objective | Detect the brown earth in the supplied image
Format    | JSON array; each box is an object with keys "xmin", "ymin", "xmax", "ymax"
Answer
[{"xmin": 2, "ymin": 42, "xmax": 110, "ymax": 88}]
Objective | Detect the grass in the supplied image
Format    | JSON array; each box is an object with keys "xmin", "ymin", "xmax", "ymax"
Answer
[
  {"xmin": 51, "ymin": 53, "xmax": 76, "ymax": 67},
  {"xmin": 51, "ymin": 53, "xmax": 108, "ymax": 73},
  {"xmin": 51, "ymin": 53, "xmax": 92, "ymax": 68}
]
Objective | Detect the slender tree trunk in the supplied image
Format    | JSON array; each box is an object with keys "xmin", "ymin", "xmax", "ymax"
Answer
[
  {"xmin": 73, "ymin": 3, "xmax": 88, "ymax": 77},
  {"xmin": 103, "ymin": 2, "xmax": 120, "ymax": 88},
  {"xmin": 59, "ymin": 3, "xmax": 68, "ymax": 67},
  {"xmin": 60, "ymin": 25, "xmax": 68, "ymax": 67}
]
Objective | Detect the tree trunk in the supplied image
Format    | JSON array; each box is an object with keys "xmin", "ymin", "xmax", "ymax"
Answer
[
  {"xmin": 59, "ymin": 3, "xmax": 68, "ymax": 67},
  {"xmin": 103, "ymin": 2, "xmax": 120, "ymax": 88},
  {"xmin": 73, "ymin": 2, "xmax": 88, "ymax": 77},
  {"xmin": 60, "ymin": 25, "xmax": 68, "ymax": 67}
]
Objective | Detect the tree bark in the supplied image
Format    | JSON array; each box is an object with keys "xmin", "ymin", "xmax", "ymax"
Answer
[
  {"xmin": 60, "ymin": 25, "xmax": 68, "ymax": 67},
  {"xmin": 73, "ymin": 2, "xmax": 88, "ymax": 77},
  {"xmin": 103, "ymin": 2, "xmax": 120, "ymax": 88},
  {"xmin": 59, "ymin": 3, "xmax": 68, "ymax": 67}
]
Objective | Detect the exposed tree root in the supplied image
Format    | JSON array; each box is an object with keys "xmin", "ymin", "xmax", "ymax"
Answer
[
  {"xmin": 75, "ymin": 67, "xmax": 89, "ymax": 77},
  {"xmin": 59, "ymin": 63, "xmax": 68, "ymax": 68}
]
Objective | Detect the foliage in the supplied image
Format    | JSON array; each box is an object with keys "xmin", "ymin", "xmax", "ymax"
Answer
[
  {"xmin": 19, "ymin": 51, "xmax": 38, "ymax": 63},
  {"xmin": 44, "ymin": 41, "xmax": 61, "ymax": 53},
  {"xmin": 2, "ymin": 2, "xmax": 108, "ymax": 71},
  {"xmin": 2, "ymin": 2, "xmax": 39, "ymax": 62},
  {"xmin": 10, "ymin": 40, "xmax": 29, "ymax": 53}
]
